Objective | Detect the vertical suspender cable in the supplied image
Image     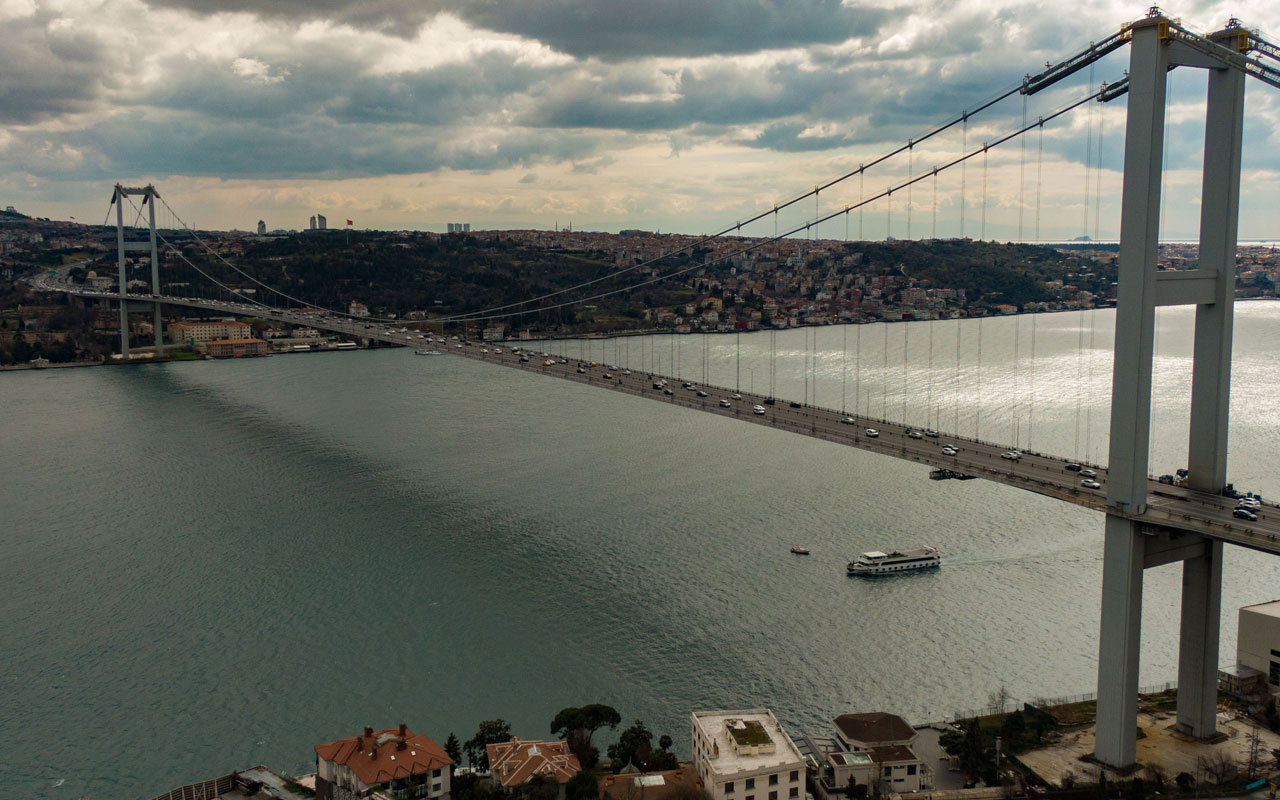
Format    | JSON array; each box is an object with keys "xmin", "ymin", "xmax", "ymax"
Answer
[
  {"xmin": 1075, "ymin": 311, "xmax": 1085, "ymax": 461},
  {"xmin": 1012, "ymin": 314, "xmax": 1021, "ymax": 448},
  {"xmin": 980, "ymin": 146, "xmax": 989, "ymax": 241},
  {"xmin": 882, "ymin": 323, "xmax": 889, "ymax": 420},
  {"xmin": 886, "ymin": 188, "xmax": 892, "ymax": 241},
  {"xmin": 927, "ymin": 320, "xmax": 935, "ymax": 430},
  {"xmin": 1087, "ymin": 307, "xmax": 1097, "ymax": 464},
  {"xmin": 855, "ymin": 321, "xmax": 862, "ymax": 418},
  {"xmin": 907, "ymin": 142, "xmax": 914, "ymax": 240},
  {"xmin": 736, "ymin": 331, "xmax": 741, "ymax": 393},
  {"xmin": 1035, "ymin": 120, "xmax": 1044, "ymax": 242},
  {"xmin": 1094, "ymin": 106, "xmax": 1106, "ymax": 241},
  {"xmin": 960, "ymin": 115, "xmax": 968, "ymax": 239},
  {"xmin": 1082, "ymin": 63, "xmax": 1096, "ymax": 240},
  {"xmin": 955, "ymin": 318, "xmax": 962, "ymax": 435},
  {"xmin": 902, "ymin": 321, "xmax": 909, "ymax": 425},
  {"xmin": 842, "ymin": 324, "xmax": 848, "ymax": 414},
  {"xmin": 932, "ymin": 168, "xmax": 939, "ymax": 240},
  {"xmin": 1018, "ymin": 93, "xmax": 1028, "ymax": 241},
  {"xmin": 1028, "ymin": 313, "xmax": 1037, "ymax": 450},
  {"xmin": 858, "ymin": 168, "xmax": 865, "ymax": 241},
  {"xmin": 975, "ymin": 316, "xmax": 984, "ymax": 440}
]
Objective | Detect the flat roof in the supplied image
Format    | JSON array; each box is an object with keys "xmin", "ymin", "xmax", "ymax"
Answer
[
  {"xmin": 1241, "ymin": 599, "xmax": 1280, "ymax": 618},
  {"xmin": 692, "ymin": 710, "xmax": 804, "ymax": 777},
  {"xmin": 829, "ymin": 752, "xmax": 873, "ymax": 766}
]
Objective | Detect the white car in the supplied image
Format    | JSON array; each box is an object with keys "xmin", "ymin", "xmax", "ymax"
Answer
[
  {"xmin": 1001, "ymin": 451, "xmax": 1022, "ymax": 460},
  {"xmin": 719, "ymin": 399, "xmax": 731, "ymax": 408},
  {"xmin": 865, "ymin": 428, "xmax": 879, "ymax": 438},
  {"xmin": 942, "ymin": 446, "xmax": 958, "ymax": 456},
  {"xmin": 731, "ymin": 393, "xmax": 743, "ymax": 400},
  {"xmin": 1079, "ymin": 468, "xmax": 1097, "ymax": 477},
  {"xmin": 840, "ymin": 417, "xmax": 855, "ymax": 424},
  {"xmin": 907, "ymin": 430, "xmax": 923, "ymax": 439},
  {"xmin": 752, "ymin": 405, "xmax": 766, "ymax": 415},
  {"xmin": 1081, "ymin": 479, "xmax": 1102, "ymax": 489}
]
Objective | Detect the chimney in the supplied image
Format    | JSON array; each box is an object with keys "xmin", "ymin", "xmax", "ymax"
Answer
[
  {"xmin": 365, "ymin": 726, "xmax": 374, "ymax": 738},
  {"xmin": 356, "ymin": 736, "xmax": 364, "ymax": 751},
  {"xmin": 399, "ymin": 723, "xmax": 407, "ymax": 737},
  {"xmin": 398, "ymin": 737, "xmax": 408, "ymax": 751}
]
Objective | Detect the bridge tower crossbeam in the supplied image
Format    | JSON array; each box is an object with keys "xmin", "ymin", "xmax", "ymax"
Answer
[{"xmin": 1095, "ymin": 13, "xmax": 1246, "ymax": 769}]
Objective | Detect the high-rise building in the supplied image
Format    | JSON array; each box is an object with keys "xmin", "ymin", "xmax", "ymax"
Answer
[
  {"xmin": 317, "ymin": 214, "xmax": 327, "ymax": 230},
  {"xmin": 257, "ymin": 220, "xmax": 266, "ymax": 235},
  {"xmin": 463, "ymin": 223, "xmax": 470, "ymax": 232},
  {"xmin": 309, "ymin": 215, "xmax": 317, "ymax": 230}
]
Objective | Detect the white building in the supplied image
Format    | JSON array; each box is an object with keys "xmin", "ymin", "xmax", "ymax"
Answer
[
  {"xmin": 314, "ymin": 724, "xmax": 452, "ymax": 800},
  {"xmin": 1230, "ymin": 599, "xmax": 1280, "ymax": 704},
  {"xmin": 349, "ymin": 301, "xmax": 370, "ymax": 318},
  {"xmin": 317, "ymin": 214, "xmax": 328, "ymax": 230},
  {"xmin": 830, "ymin": 713, "xmax": 928, "ymax": 794},
  {"xmin": 691, "ymin": 710, "xmax": 805, "ymax": 800}
]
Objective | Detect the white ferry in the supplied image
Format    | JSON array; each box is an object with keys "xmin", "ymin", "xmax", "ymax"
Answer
[{"xmin": 847, "ymin": 546, "xmax": 940, "ymax": 576}]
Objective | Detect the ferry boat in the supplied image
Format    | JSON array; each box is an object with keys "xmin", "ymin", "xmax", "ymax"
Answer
[{"xmin": 847, "ymin": 546, "xmax": 940, "ymax": 576}]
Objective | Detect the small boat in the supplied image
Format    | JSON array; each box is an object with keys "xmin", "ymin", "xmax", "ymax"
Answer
[
  {"xmin": 415, "ymin": 348, "xmax": 442, "ymax": 355},
  {"xmin": 847, "ymin": 546, "xmax": 940, "ymax": 576},
  {"xmin": 790, "ymin": 546, "xmax": 811, "ymax": 555}
]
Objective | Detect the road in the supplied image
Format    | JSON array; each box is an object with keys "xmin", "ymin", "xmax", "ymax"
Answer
[{"xmin": 27, "ymin": 273, "xmax": 1280, "ymax": 556}]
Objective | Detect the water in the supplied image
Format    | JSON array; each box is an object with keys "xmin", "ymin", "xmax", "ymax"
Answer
[{"xmin": 3, "ymin": 304, "xmax": 1279, "ymax": 799}]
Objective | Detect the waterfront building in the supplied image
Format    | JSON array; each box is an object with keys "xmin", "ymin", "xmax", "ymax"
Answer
[
  {"xmin": 487, "ymin": 738, "xmax": 581, "ymax": 798},
  {"xmin": 599, "ymin": 768, "xmax": 703, "ymax": 800},
  {"xmin": 831, "ymin": 713, "xmax": 927, "ymax": 793},
  {"xmin": 169, "ymin": 320, "xmax": 252, "ymax": 344},
  {"xmin": 690, "ymin": 709, "xmax": 805, "ymax": 800},
  {"xmin": 314, "ymin": 723, "xmax": 452, "ymax": 800},
  {"xmin": 349, "ymin": 302, "xmax": 370, "ymax": 318},
  {"xmin": 1221, "ymin": 599, "xmax": 1280, "ymax": 705},
  {"xmin": 203, "ymin": 338, "xmax": 269, "ymax": 358}
]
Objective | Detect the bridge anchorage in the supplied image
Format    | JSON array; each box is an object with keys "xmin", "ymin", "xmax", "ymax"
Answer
[{"xmin": 77, "ymin": 8, "xmax": 1280, "ymax": 774}]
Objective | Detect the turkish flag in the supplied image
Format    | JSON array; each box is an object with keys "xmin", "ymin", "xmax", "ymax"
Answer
[{"xmin": 346, "ymin": 219, "xmax": 353, "ymax": 226}]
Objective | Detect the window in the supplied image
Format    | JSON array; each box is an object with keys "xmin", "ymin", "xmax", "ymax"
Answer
[
  {"xmin": 907, "ymin": 765, "xmax": 917, "ymax": 776},
  {"xmin": 769, "ymin": 792, "xmax": 777, "ymax": 800},
  {"xmin": 884, "ymin": 768, "xmax": 892, "ymax": 778},
  {"xmin": 726, "ymin": 783, "xmax": 734, "ymax": 794},
  {"xmin": 790, "ymin": 788, "xmax": 799, "ymax": 798},
  {"xmin": 770, "ymin": 775, "xmax": 779, "ymax": 786},
  {"xmin": 1271, "ymin": 660, "xmax": 1280, "ymax": 687},
  {"xmin": 790, "ymin": 771, "xmax": 799, "ymax": 782},
  {"xmin": 747, "ymin": 779, "xmax": 756, "ymax": 790}
]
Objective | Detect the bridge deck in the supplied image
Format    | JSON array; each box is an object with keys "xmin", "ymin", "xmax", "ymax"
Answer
[{"xmin": 47, "ymin": 281, "xmax": 1280, "ymax": 557}]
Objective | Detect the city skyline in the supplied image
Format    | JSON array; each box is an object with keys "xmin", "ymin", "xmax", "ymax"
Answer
[{"xmin": 2, "ymin": 0, "xmax": 1279, "ymax": 240}]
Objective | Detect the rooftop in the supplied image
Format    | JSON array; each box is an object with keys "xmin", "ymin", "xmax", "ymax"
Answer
[
  {"xmin": 1241, "ymin": 598, "xmax": 1280, "ymax": 618},
  {"xmin": 314, "ymin": 725, "xmax": 452, "ymax": 788},
  {"xmin": 488, "ymin": 739, "xmax": 581, "ymax": 787},
  {"xmin": 692, "ymin": 710, "xmax": 804, "ymax": 776},
  {"xmin": 833, "ymin": 713, "xmax": 916, "ymax": 746}
]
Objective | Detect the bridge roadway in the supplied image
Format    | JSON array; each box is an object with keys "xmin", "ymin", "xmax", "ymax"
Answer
[{"xmin": 40, "ymin": 278, "xmax": 1280, "ymax": 557}]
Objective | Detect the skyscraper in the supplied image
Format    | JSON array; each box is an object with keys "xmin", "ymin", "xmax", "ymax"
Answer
[
  {"xmin": 317, "ymin": 214, "xmax": 327, "ymax": 230},
  {"xmin": 309, "ymin": 215, "xmax": 317, "ymax": 230},
  {"xmin": 257, "ymin": 220, "xmax": 266, "ymax": 235}
]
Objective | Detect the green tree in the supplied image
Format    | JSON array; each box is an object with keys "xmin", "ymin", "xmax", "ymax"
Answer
[
  {"xmin": 466, "ymin": 719, "xmax": 512, "ymax": 771},
  {"xmin": 551, "ymin": 704, "xmax": 621, "ymax": 769},
  {"xmin": 607, "ymin": 719, "xmax": 654, "ymax": 772},
  {"xmin": 566, "ymin": 771, "xmax": 599, "ymax": 800},
  {"xmin": 658, "ymin": 734, "xmax": 672, "ymax": 752},
  {"xmin": 445, "ymin": 732, "xmax": 462, "ymax": 768}
]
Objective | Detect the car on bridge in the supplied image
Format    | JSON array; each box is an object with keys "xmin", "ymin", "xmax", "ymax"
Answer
[
  {"xmin": 1234, "ymin": 507, "xmax": 1259, "ymax": 521},
  {"xmin": 789, "ymin": 401, "xmax": 802, "ymax": 408},
  {"xmin": 840, "ymin": 417, "xmax": 855, "ymax": 424},
  {"xmin": 753, "ymin": 405, "xmax": 766, "ymax": 415},
  {"xmin": 1081, "ymin": 479, "xmax": 1102, "ymax": 489},
  {"xmin": 719, "ymin": 399, "xmax": 731, "ymax": 408},
  {"xmin": 731, "ymin": 393, "xmax": 742, "ymax": 400},
  {"xmin": 865, "ymin": 428, "xmax": 879, "ymax": 438},
  {"xmin": 1066, "ymin": 463, "xmax": 1082, "ymax": 471},
  {"xmin": 907, "ymin": 429, "xmax": 923, "ymax": 439},
  {"xmin": 925, "ymin": 429, "xmax": 939, "ymax": 438},
  {"xmin": 942, "ymin": 446, "xmax": 958, "ymax": 456},
  {"xmin": 696, "ymin": 390, "xmax": 708, "ymax": 397},
  {"xmin": 1080, "ymin": 468, "xmax": 1097, "ymax": 477},
  {"xmin": 1001, "ymin": 451, "xmax": 1022, "ymax": 460}
]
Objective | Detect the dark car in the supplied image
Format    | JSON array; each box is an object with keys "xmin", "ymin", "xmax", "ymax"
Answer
[
  {"xmin": 663, "ymin": 388, "xmax": 674, "ymax": 395},
  {"xmin": 789, "ymin": 401, "xmax": 802, "ymax": 408},
  {"xmin": 1234, "ymin": 507, "xmax": 1258, "ymax": 521},
  {"xmin": 763, "ymin": 397, "xmax": 775, "ymax": 405},
  {"xmin": 1066, "ymin": 463, "xmax": 1083, "ymax": 472}
]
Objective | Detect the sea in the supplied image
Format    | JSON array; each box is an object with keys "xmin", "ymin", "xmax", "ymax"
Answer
[{"xmin": 3, "ymin": 303, "xmax": 1279, "ymax": 799}]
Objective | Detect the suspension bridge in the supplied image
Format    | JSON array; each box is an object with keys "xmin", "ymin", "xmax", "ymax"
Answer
[{"xmin": 24, "ymin": 9, "xmax": 1280, "ymax": 772}]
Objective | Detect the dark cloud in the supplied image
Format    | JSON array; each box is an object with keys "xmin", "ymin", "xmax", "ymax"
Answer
[
  {"xmin": 143, "ymin": 0, "xmax": 887, "ymax": 57},
  {"xmin": 0, "ymin": 10, "xmax": 122, "ymax": 123}
]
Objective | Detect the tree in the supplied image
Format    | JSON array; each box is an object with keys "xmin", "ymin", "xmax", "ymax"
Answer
[
  {"xmin": 520, "ymin": 774, "xmax": 559, "ymax": 800},
  {"xmin": 566, "ymin": 771, "xmax": 599, "ymax": 800},
  {"xmin": 1244, "ymin": 721, "xmax": 1263, "ymax": 779},
  {"xmin": 608, "ymin": 719, "xmax": 655, "ymax": 772},
  {"xmin": 659, "ymin": 734, "xmax": 673, "ymax": 752},
  {"xmin": 466, "ymin": 719, "xmax": 513, "ymax": 771},
  {"xmin": 551, "ymin": 704, "xmax": 621, "ymax": 769},
  {"xmin": 1174, "ymin": 772, "xmax": 1194, "ymax": 792},
  {"xmin": 1196, "ymin": 751, "xmax": 1236, "ymax": 786},
  {"xmin": 445, "ymin": 732, "xmax": 462, "ymax": 768},
  {"xmin": 988, "ymin": 686, "xmax": 1012, "ymax": 716}
]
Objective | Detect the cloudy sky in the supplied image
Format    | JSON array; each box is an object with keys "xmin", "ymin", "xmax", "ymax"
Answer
[{"xmin": 2, "ymin": 0, "xmax": 1279, "ymax": 240}]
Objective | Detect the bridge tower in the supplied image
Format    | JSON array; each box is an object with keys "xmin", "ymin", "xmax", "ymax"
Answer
[
  {"xmin": 112, "ymin": 184, "xmax": 163, "ymax": 359},
  {"xmin": 1096, "ymin": 14, "xmax": 1245, "ymax": 768}
]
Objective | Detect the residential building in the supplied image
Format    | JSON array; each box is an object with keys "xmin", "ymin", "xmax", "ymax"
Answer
[
  {"xmin": 257, "ymin": 220, "xmax": 266, "ymax": 235},
  {"xmin": 487, "ymin": 739, "xmax": 582, "ymax": 799},
  {"xmin": 482, "ymin": 325, "xmax": 505, "ymax": 341},
  {"xmin": 170, "ymin": 320, "xmax": 252, "ymax": 344},
  {"xmin": 599, "ymin": 768, "xmax": 702, "ymax": 800},
  {"xmin": 349, "ymin": 302, "xmax": 370, "ymax": 318},
  {"xmin": 204, "ymin": 338, "xmax": 269, "ymax": 358},
  {"xmin": 690, "ymin": 709, "xmax": 805, "ymax": 800},
  {"xmin": 314, "ymin": 723, "xmax": 453, "ymax": 800},
  {"xmin": 830, "ymin": 713, "xmax": 927, "ymax": 793},
  {"xmin": 317, "ymin": 214, "xmax": 328, "ymax": 230},
  {"xmin": 310, "ymin": 215, "xmax": 317, "ymax": 230}
]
